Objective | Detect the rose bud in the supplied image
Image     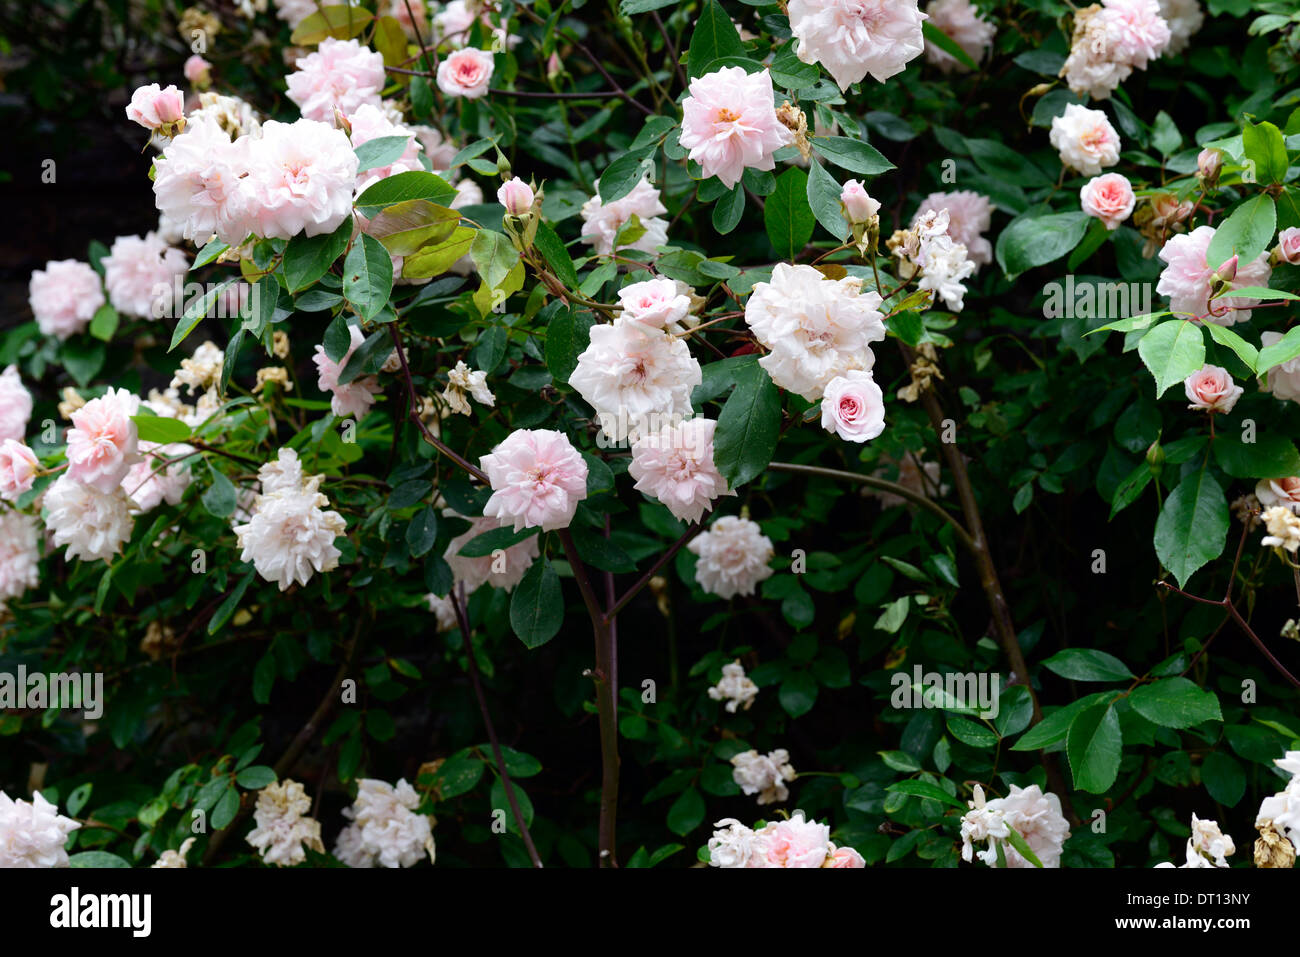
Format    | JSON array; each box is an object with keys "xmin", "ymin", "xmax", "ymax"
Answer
[{"xmin": 497, "ymin": 177, "xmax": 535, "ymax": 216}]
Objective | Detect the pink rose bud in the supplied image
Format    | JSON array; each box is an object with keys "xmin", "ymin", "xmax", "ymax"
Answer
[
  {"xmin": 497, "ymin": 177, "xmax": 535, "ymax": 215},
  {"xmin": 1276, "ymin": 227, "xmax": 1300, "ymax": 265},
  {"xmin": 0, "ymin": 439, "xmax": 38, "ymax": 502},
  {"xmin": 840, "ymin": 179, "xmax": 880, "ymax": 225},
  {"xmin": 1197, "ymin": 147, "xmax": 1222, "ymax": 186},
  {"xmin": 1215, "ymin": 254, "xmax": 1238, "ymax": 283},
  {"xmin": 547, "ymin": 53, "xmax": 563, "ymax": 80},
  {"xmin": 125, "ymin": 83, "xmax": 185, "ymax": 132},
  {"xmin": 184, "ymin": 55, "xmax": 212, "ymax": 88}
]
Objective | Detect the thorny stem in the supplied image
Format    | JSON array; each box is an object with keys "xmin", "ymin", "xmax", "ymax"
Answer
[{"xmin": 450, "ymin": 583, "xmax": 544, "ymax": 867}]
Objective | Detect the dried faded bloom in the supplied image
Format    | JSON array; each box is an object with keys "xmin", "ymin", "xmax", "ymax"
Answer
[
  {"xmin": 776, "ymin": 101, "xmax": 812, "ymax": 161},
  {"xmin": 272, "ymin": 330, "xmax": 290, "ymax": 359},
  {"xmin": 1254, "ymin": 820, "xmax": 1296, "ymax": 868},
  {"xmin": 1231, "ymin": 493, "xmax": 1261, "ymax": 530},
  {"xmin": 443, "ymin": 361, "xmax": 495, "ymax": 416},
  {"xmin": 246, "ymin": 779, "xmax": 325, "ymax": 867},
  {"xmin": 140, "ymin": 621, "xmax": 181, "ymax": 660},
  {"xmin": 898, "ymin": 343, "xmax": 944, "ymax": 403},
  {"xmin": 178, "ymin": 8, "xmax": 222, "ymax": 43},
  {"xmin": 255, "ymin": 367, "xmax": 293, "ymax": 392},
  {"xmin": 58, "ymin": 387, "xmax": 85, "ymax": 421},
  {"xmin": 153, "ymin": 837, "xmax": 196, "ymax": 868}
]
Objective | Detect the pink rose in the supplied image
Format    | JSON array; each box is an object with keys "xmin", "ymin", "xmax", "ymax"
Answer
[
  {"xmin": 1080, "ymin": 173, "xmax": 1136, "ymax": 230},
  {"xmin": 754, "ymin": 812, "xmax": 831, "ymax": 868},
  {"xmin": 1183, "ymin": 364, "xmax": 1242, "ymax": 414},
  {"xmin": 497, "ymin": 177, "xmax": 535, "ymax": 215},
  {"xmin": 840, "ymin": 180, "xmax": 880, "ymax": 225},
  {"xmin": 1276, "ymin": 227, "xmax": 1300, "ymax": 266},
  {"xmin": 437, "ymin": 48, "xmax": 495, "ymax": 100},
  {"xmin": 480, "ymin": 428, "xmax": 589, "ymax": 532},
  {"xmin": 66, "ymin": 387, "xmax": 141, "ymax": 494},
  {"xmin": 1197, "ymin": 147, "xmax": 1222, "ymax": 188},
  {"xmin": 125, "ymin": 83, "xmax": 186, "ymax": 131},
  {"xmin": 820, "ymin": 370, "xmax": 886, "ymax": 443},
  {"xmin": 29, "ymin": 259, "xmax": 105, "ymax": 340},
  {"xmin": 184, "ymin": 55, "xmax": 212, "ymax": 87},
  {"xmin": 1257, "ymin": 476, "xmax": 1300, "ymax": 513},
  {"xmin": 678, "ymin": 67, "xmax": 794, "ymax": 190},
  {"xmin": 0, "ymin": 439, "xmax": 38, "ymax": 502},
  {"xmin": 615, "ymin": 278, "xmax": 692, "ymax": 332},
  {"xmin": 824, "ymin": 843, "xmax": 866, "ymax": 868}
]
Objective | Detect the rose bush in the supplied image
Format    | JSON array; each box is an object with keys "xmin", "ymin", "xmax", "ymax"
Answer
[{"xmin": 2, "ymin": 0, "xmax": 1300, "ymax": 870}]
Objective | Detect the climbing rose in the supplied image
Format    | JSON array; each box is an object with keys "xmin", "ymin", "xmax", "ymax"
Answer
[
  {"xmin": 1261, "ymin": 331, "xmax": 1300, "ymax": 403},
  {"xmin": 615, "ymin": 278, "xmax": 693, "ymax": 333},
  {"xmin": 0, "ymin": 511, "xmax": 41, "ymax": 610},
  {"xmin": 1156, "ymin": 226, "xmax": 1271, "ymax": 326},
  {"xmin": 0, "ymin": 440, "xmax": 39, "ymax": 502},
  {"xmin": 125, "ymin": 83, "xmax": 185, "ymax": 132},
  {"xmin": 313, "ymin": 323, "xmax": 383, "ymax": 420},
  {"xmin": 497, "ymin": 177, "xmax": 534, "ymax": 215},
  {"xmin": 28, "ymin": 260, "xmax": 104, "ymax": 340},
  {"xmin": 0, "ymin": 791, "xmax": 81, "ymax": 868},
  {"xmin": 1050, "ymin": 104, "xmax": 1121, "ymax": 176},
  {"xmin": 66, "ymin": 387, "xmax": 142, "ymax": 494},
  {"xmin": 285, "ymin": 37, "xmax": 385, "ymax": 122},
  {"xmin": 43, "ymin": 474, "xmax": 135, "ymax": 563},
  {"xmin": 688, "ymin": 515, "xmax": 774, "ymax": 599},
  {"xmin": 754, "ymin": 811, "xmax": 832, "ymax": 867},
  {"xmin": 1256, "ymin": 477, "xmax": 1300, "ymax": 513},
  {"xmin": 1183, "ymin": 364, "xmax": 1241, "ymax": 414},
  {"xmin": 240, "ymin": 119, "xmax": 359, "ymax": 240},
  {"xmin": 151, "ymin": 113, "xmax": 252, "ymax": 246},
  {"xmin": 730, "ymin": 748, "xmax": 796, "ymax": 805},
  {"xmin": 1080, "ymin": 173, "xmax": 1136, "ymax": 230},
  {"xmin": 788, "ymin": 0, "xmax": 927, "ymax": 91},
  {"xmin": 245, "ymin": 780, "xmax": 325, "ymax": 867},
  {"xmin": 679, "ymin": 67, "xmax": 793, "ymax": 190},
  {"xmin": 707, "ymin": 660, "xmax": 759, "ymax": 713},
  {"xmin": 436, "ymin": 48, "xmax": 495, "ymax": 99},
  {"xmin": 1275, "ymin": 227, "xmax": 1300, "ymax": 265},
  {"xmin": 480, "ymin": 429, "xmax": 589, "ymax": 532},
  {"xmin": 821, "ymin": 370, "xmax": 886, "ymax": 442},
  {"xmin": 0, "ymin": 365, "xmax": 33, "ymax": 443},
  {"xmin": 579, "ymin": 176, "xmax": 670, "ymax": 256},
  {"xmin": 628, "ymin": 417, "xmax": 732, "ymax": 524},
  {"xmin": 924, "ymin": 0, "xmax": 995, "ymax": 73},
  {"xmin": 102, "ymin": 232, "xmax": 189, "ymax": 319},
  {"xmin": 335, "ymin": 778, "xmax": 435, "ymax": 868},
  {"xmin": 233, "ymin": 479, "xmax": 347, "ymax": 591}
]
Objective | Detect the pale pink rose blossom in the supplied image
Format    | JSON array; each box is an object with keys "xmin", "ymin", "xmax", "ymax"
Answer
[
  {"xmin": 152, "ymin": 113, "xmax": 254, "ymax": 246},
  {"xmin": 824, "ymin": 843, "xmax": 867, "ymax": 868},
  {"xmin": 1183, "ymin": 365, "xmax": 1242, "ymax": 414},
  {"xmin": 480, "ymin": 429, "xmax": 589, "ymax": 532},
  {"xmin": 28, "ymin": 260, "xmax": 104, "ymax": 340},
  {"xmin": 689, "ymin": 515, "xmax": 774, "ymax": 599},
  {"xmin": 286, "ymin": 38, "xmax": 386, "ymax": 122},
  {"xmin": 1197, "ymin": 147, "xmax": 1222, "ymax": 188},
  {"xmin": 1156, "ymin": 225, "xmax": 1272, "ymax": 326},
  {"xmin": 0, "ymin": 365, "xmax": 34, "ymax": 443},
  {"xmin": 0, "ymin": 511, "xmax": 41, "ymax": 609},
  {"xmin": 444, "ymin": 515, "xmax": 540, "ymax": 592},
  {"xmin": 615, "ymin": 278, "xmax": 693, "ymax": 333},
  {"xmin": 678, "ymin": 67, "xmax": 794, "ymax": 190},
  {"xmin": 629, "ymin": 418, "xmax": 733, "ymax": 524},
  {"xmin": 911, "ymin": 191, "xmax": 993, "ymax": 267},
  {"xmin": 497, "ymin": 177, "xmax": 534, "ymax": 215},
  {"xmin": 43, "ymin": 474, "xmax": 134, "ymax": 563},
  {"xmin": 1275, "ymin": 227, "xmax": 1300, "ymax": 266},
  {"xmin": 122, "ymin": 440, "xmax": 194, "ymax": 512},
  {"xmin": 821, "ymin": 370, "xmax": 886, "ymax": 442},
  {"xmin": 1159, "ymin": 0, "xmax": 1204, "ymax": 56},
  {"xmin": 234, "ymin": 485, "xmax": 347, "ymax": 591},
  {"xmin": 102, "ymin": 233, "xmax": 189, "ymax": 319},
  {"xmin": 436, "ymin": 48, "xmax": 495, "ymax": 99},
  {"xmin": 66, "ymin": 387, "xmax": 142, "ymax": 494},
  {"xmin": 1080, "ymin": 173, "xmax": 1136, "ymax": 230},
  {"xmin": 125, "ymin": 83, "xmax": 186, "ymax": 131},
  {"xmin": 754, "ymin": 811, "xmax": 831, "ymax": 868},
  {"xmin": 1050, "ymin": 104, "xmax": 1121, "ymax": 176},
  {"xmin": 1256, "ymin": 476, "xmax": 1300, "ymax": 513},
  {"xmin": 184, "ymin": 55, "xmax": 212, "ymax": 87},
  {"xmin": 1105, "ymin": 0, "xmax": 1172, "ymax": 68},
  {"xmin": 240, "ymin": 119, "xmax": 359, "ymax": 240},
  {"xmin": 579, "ymin": 177, "xmax": 670, "ymax": 256},
  {"xmin": 788, "ymin": 0, "xmax": 927, "ymax": 90},
  {"xmin": 0, "ymin": 440, "xmax": 38, "ymax": 502},
  {"xmin": 313, "ymin": 323, "xmax": 383, "ymax": 420},
  {"xmin": 841, "ymin": 180, "xmax": 881, "ymax": 224},
  {"xmin": 924, "ymin": 0, "xmax": 995, "ymax": 73}
]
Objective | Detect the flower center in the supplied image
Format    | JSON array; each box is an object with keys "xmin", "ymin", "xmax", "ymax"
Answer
[{"xmin": 715, "ymin": 108, "xmax": 741, "ymax": 124}]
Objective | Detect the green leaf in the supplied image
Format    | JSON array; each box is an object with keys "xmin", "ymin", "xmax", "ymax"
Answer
[
  {"xmin": 324, "ymin": 314, "xmax": 353, "ymax": 364},
  {"xmin": 435, "ymin": 752, "xmax": 485, "ymax": 798},
  {"xmin": 810, "ymin": 136, "xmax": 895, "ymax": 176},
  {"xmin": 922, "ymin": 20, "xmax": 978, "ymax": 70},
  {"xmin": 965, "ymin": 138, "xmax": 1053, "ymax": 187},
  {"xmin": 1004, "ymin": 827, "xmax": 1045, "ymax": 868},
  {"xmin": 68, "ymin": 851, "xmax": 131, "ymax": 868},
  {"xmin": 1257, "ymin": 326, "xmax": 1300, "ymax": 375},
  {"xmin": 1154, "ymin": 468, "xmax": 1228, "ymax": 588},
  {"xmin": 290, "ymin": 4, "xmax": 373, "ymax": 44},
  {"xmin": 598, "ymin": 149, "xmax": 655, "ymax": 204},
  {"xmin": 1203, "ymin": 321, "xmax": 1258, "ymax": 372},
  {"xmin": 209, "ymin": 570, "xmax": 255, "ymax": 635},
  {"xmin": 1042, "ymin": 648, "xmax": 1134, "ymax": 682},
  {"xmin": 169, "ymin": 278, "xmax": 238, "ymax": 352},
  {"xmin": 885, "ymin": 779, "xmax": 966, "ymax": 809},
  {"xmin": 343, "ymin": 233, "xmax": 394, "ymax": 322},
  {"xmin": 355, "ymin": 135, "xmax": 414, "ymax": 173},
  {"xmin": 1213, "ymin": 431, "xmax": 1300, "ymax": 479},
  {"xmin": 1151, "ymin": 110, "xmax": 1183, "ymax": 156},
  {"xmin": 778, "ymin": 670, "xmax": 818, "ymax": 718},
  {"xmin": 470, "ymin": 229, "xmax": 521, "ymax": 290},
  {"xmin": 235, "ymin": 765, "xmax": 277, "ymax": 790},
  {"xmin": 878, "ymin": 750, "xmax": 922, "ymax": 772},
  {"xmin": 660, "ymin": 786, "xmax": 706, "ymax": 838},
  {"xmin": 995, "ymin": 212, "xmax": 1091, "ymax": 277},
  {"xmin": 212, "ymin": 784, "xmax": 241, "ymax": 830},
  {"xmin": 283, "ymin": 216, "xmax": 354, "ymax": 292},
  {"xmin": 1011, "ymin": 692, "xmax": 1111, "ymax": 751},
  {"xmin": 806, "ymin": 160, "xmax": 850, "ymax": 242},
  {"xmin": 510, "ymin": 558, "xmax": 563, "ymax": 649},
  {"xmin": 1201, "ymin": 751, "xmax": 1246, "ymax": 806},
  {"xmin": 1242, "ymin": 119, "xmax": 1288, "ymax": 185},
  {"xmin": 192, "ymin": 238, "xmax": 229, "ymax": 270},
  {"xmin": 764, "ymin": 167, "xmax": 815, "ymax": 260},
  {"xmin": 1084, "ymin": 311, "xmax": 1168, "ymax": 336},
  {"xmin": 201, "ymin": 464, "xmax": 237, "ymax": 519},
  {"xmin": 1129, "ymin": 677, "xmax": 1222, "ymax": 728},
  {"xmin": 544, "ymin": 307, "xmax": 592, "ymax": 385},
  {"xmin": 89, "ymin": 304, "xmax": 119, "ymax": 342},
  {"xmin": 687, "ymin": 0, "xmax": 745, "ymax": 77},
  {"xmin": 368, "ymin": 200, "xmax": 460, "ymax": 257},
  {"xmin": 714, "ymin": 360, "xmax": 781, "ymax": 488},
  {"xmin": 355, "ymin": 170, "xmax": 458, "ymax": 216},
  {"xmin": 712, "ymin": 185, "xmax": 745, "ymax": 235},
  {"xmin": 131, "ymin": 413, "xmax": 192, "ymax": 445},
  {"xmin": 337, "ymin": 329, "xmax": 392, "ymax": 385},
  {"xmin": 1206, "ymin": 193, "xmax": 1276, "ymax": 269},
  {"xmin": 407, "ymin": 507, "xmax": 439, "ymax": 557},
  {"xmin": 1066, "ymin": 701, "xmax": 1123, "ymax": 793},
  {"xmin": 534, "ymin": 221, "xmax": 579, "ymax": 289},
  {"xmin": 1137, "ymin": 320, "xmax": 1205, "ymax": 397},
  {"xmin": 459, "ymin": 524, "xmax": 538, "ymax": 558}
]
